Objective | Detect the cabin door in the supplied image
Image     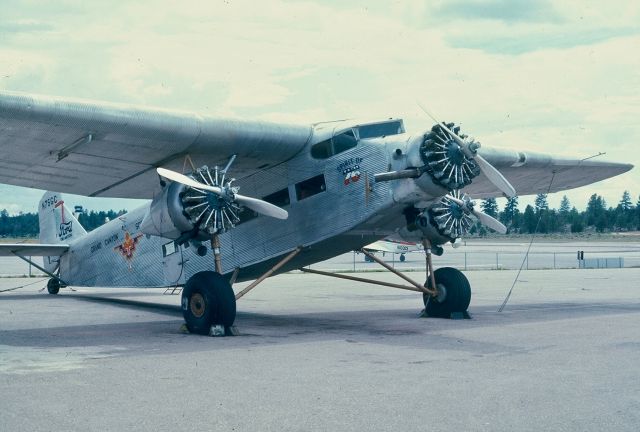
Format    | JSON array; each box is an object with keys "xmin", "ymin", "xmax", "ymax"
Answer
[{"xmin": 161, "ymin": 241, "xmax": 185, "ymax": 285}]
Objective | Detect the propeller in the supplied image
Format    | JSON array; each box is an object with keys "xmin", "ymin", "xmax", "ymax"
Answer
[
  {"xmin": 417, "ymin": 103, "xmax": 516, "ymax": 198},
  {"xmin": 157, "ymin": 167, "xmax": 288, "ymax": 221},
  {"xmin": 446, "ymin": 194, "xmax": 507, "ymax": 234}
]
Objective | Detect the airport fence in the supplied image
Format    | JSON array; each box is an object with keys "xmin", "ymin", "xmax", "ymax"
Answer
[
  {"xmin": 2, "ymin": 249, "xmax": 639, "ymax": 278},
  {"xmin": 307, "ymin": 250, "xmax": 640, "ymax": 273}
]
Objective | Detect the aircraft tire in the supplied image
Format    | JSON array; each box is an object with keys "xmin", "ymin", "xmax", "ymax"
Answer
[
  {"xmin": 182, "ymin": 271, "xmax": 236, "ymax": 335},
  {"xmin": 47, "ymin": 278, "xmax": 60, "ymax": 295},
  {"xmin": 399, "ymin": 254, "xmax": 406, "ymax": 262},
  {"xmin": 423, "ymin": 267, "xmax": 471, "ymax": 318}
]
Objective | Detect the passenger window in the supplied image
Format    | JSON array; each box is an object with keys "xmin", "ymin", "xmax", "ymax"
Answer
[
  {"xmin": 295, "ymin": 175, "xmax": 326, "ymax": 201},
  {"xmin": 263, "ymin": 188, "xmax": 290, "ymax": 207}
]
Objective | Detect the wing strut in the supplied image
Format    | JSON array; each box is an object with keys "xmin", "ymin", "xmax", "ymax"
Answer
[{"xmin": 12, "ymin": 253, "xmax": 69, "ymax": 286}]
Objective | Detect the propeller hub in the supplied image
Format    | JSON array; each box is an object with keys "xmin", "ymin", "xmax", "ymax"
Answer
[{"xmin": 446, "ymin": 140, "xmax": 466, "ymax": 166}]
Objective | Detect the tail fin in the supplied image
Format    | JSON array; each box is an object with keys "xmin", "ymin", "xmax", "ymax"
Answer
[{"xmin": 38, "ymin": 191, "xmax": 87, "ymax": 244}]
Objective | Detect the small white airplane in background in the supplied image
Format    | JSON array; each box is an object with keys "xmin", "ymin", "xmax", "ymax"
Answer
[
  {"xmin": 362, "ymin": 239, "xmax": 422, "ymax": 262},
  {"xmin": 0, "ymin": 91, "xmax": 633, "ymax": 335}
]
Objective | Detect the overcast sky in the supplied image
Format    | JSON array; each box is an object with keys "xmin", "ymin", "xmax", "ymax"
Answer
[{"xmin": 1, "ymin": 0, "xmax": 638, "ymax": 214}]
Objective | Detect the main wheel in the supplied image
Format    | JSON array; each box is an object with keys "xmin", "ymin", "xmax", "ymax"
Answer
[
  {"xmin": 399, "ymin": 254, "xmax": 406, "ymax": 262},
  {"xmin": 182, "ymin": 271, "xmax": 236, "ymax": 335},
  {"xmin": 423, "ymin": 267, "xmax": 471, "ymax": 318},
  {"xmin": 47, "ymin": 278, "xmax": 60, "ymax": 295}
]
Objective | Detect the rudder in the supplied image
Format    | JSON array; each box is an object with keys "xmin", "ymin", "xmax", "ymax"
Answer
[{"xmin": 38, "ymin": 191, "xmax": 87, "ymax": 244}]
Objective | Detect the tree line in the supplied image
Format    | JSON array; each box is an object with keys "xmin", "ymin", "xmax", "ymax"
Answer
[
  {"xmin": 477, "ymin": 191, "xmax": 640, "ymax": 235},
  {"xmin": 0, "ymin": 209, "xmax": 126, "ymax": 238},
  {"xmin": 1, "ymin": 191, "xmax": 639, "ymax": 238}
]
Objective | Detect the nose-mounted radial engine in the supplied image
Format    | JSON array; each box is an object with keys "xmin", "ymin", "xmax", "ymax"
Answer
[
  {"xmin": 179, "ymin": 165, "xmax": 242, "ymax": 236},
  {"xmin": 419, "ymin": 123, "xmax": 481, "ymax": 191},
  {"xmin": 140, "ymin": 157, "xmax": 287, "ymax": 244}
]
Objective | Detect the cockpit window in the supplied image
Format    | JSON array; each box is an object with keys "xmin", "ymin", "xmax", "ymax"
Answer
[
  {"xmin": 310, "ymin": 119, "xmax": 405, "ymax": 159},
  {"xmin": 358, "ymin": 120, "xmax": 404, "ymax": 139},
  {"xmin": 332, "ymin": 129, "xmax": 357, "ymax": 154},
  {"xmin": 311, "ymin": 128, "xmax": 358, "ymax": 159}
]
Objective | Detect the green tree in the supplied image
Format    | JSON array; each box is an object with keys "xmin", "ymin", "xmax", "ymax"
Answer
[
  {"xmin": 619, "ymin": 191, "xmax": 633, "ymax": 210},
  {"xmin": 559, "ymin": 195, "xmax": 571, "ymax": 214},
  {"xmin": 523, "ymin": 205, "xmax": 537, "ymax": 233},
  {"xmin": 557, "ymin": 195, "xmax": 571, "ymax": 229},
  {"xmin": 534, "ymin": 193, "xmax": 549, "ymax": 212},
  {"xmin": 480, "ymin": 198, "xmax": 499, "ymax": 219},
  {"xmin": 586, "ymin": 194, "xmax": 606, "ymax": 226},
  {"xmin": 569, "ymin": 207, "xmax": 584, "ymax": 233},
  {"xmin": 500, "ymin": 196, "xmax": 520, "ymax": 233}
]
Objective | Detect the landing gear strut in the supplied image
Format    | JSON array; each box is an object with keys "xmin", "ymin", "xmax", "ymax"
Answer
[{"xmin": 301, "ymin": 239, "xmax": 471, "ymax": 319}]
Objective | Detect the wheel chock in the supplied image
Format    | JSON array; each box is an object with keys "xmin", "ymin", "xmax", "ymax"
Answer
[{"xmin": 209, "ymin": 325, "xmax": 225, "ymax": 337}]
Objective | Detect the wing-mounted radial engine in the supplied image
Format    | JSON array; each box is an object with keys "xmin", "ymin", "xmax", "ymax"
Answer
[
  {"xmin": 409, "ymin": 190, "xmax": 507, "ymax": 249},
  {"xmin": 140, "ymin": 158, "xmax": 287, "ymax": 243}
]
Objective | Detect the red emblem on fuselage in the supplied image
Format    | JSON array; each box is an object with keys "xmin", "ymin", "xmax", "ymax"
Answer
[{"xmin": 114, "ymin": 232, "xmax": 143, "ymax": 260}]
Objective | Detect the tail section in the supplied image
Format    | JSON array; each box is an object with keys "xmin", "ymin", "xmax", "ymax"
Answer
[{"xmin": 38, "ymin": 191, "xmax": 87, "ymax": 244}]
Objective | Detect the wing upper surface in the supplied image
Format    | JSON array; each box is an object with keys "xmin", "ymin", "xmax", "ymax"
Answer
[{"xmin": 0, "ymin": 91, "xmax": 313, "ymax": 198}]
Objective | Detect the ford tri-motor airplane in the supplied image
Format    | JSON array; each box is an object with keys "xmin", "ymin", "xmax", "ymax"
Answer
[{"xmin": 0, "ymin": 92, "xmax": 632, "ymax": 334}]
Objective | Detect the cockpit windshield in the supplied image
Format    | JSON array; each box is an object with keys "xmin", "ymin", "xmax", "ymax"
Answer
[
  {"xmin": 310, "ymin": 119, "xmax": 405, "ymax": 159},
  {"xmin": 357, "ymin": 120, "xmax": 404, "ymax": 139}
]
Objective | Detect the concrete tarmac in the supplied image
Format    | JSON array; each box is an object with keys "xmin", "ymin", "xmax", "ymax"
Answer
[{"xmin": 1, "ymin": 268, "xmax": 639, "ymax": 431}]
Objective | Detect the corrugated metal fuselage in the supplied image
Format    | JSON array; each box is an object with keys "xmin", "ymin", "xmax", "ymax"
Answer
[{"xmin": 59, "ymin": 137, "xmax": 410, "ymax": 287}]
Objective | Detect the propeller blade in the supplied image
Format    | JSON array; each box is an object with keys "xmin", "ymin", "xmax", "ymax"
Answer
[
  {"xmin": 446, "ymin": 195, "xmax": 507, "ymax": 234},
  {"xmin": 235, "ymin": 194, "xmax": 288, "ymax": 220},
  {"xmin": 417, "ymin": 103, "xmax": 517, "ymax": 198},
  {"xmin": 157, "ymin": 167, "xmax": 288, "ymax": 220},
  {"xmin": 472, "ymin": 209, "xmax": 507, "ymax": 234},
  {"xmin": 417, "ymin": 102, "xmax": 466, "ymax": 147},
  {"xmin": 474, "ymin": 155, "xmax": 516, "ymax": 198},
  {"xmin": 157, "ymin": 168, "xmax": 224, "ymax": 195}
]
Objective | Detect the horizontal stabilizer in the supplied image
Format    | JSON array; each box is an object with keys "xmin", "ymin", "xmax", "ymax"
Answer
[{"xmin": 0, "ymin": 243, "xmax": 69, "ymax": 257}]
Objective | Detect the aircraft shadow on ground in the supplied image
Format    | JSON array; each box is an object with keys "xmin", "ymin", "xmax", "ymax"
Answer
[{"xmin": 1, "ymin": 291, "xmax": 639, "ymax": 354}]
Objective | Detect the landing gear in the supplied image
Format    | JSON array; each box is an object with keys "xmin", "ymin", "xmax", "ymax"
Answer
[
  {"xmin": 423, "ymin": 267, "xmax": 471, "ymax": 318},
  {"xmin": 182, "ymin": 271, "xmax": 236, "ymax": 335},
  {"xmin": 47, "ymin": 278, "xmax": 60, "ymax": 295},
  {"xmin": 399, "ymin": 253, "xmax": 406, "ymax": 262}
]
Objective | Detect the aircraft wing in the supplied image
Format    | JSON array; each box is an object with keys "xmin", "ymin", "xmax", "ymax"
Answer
[
  {"xmin": 464, "ymin": 146, "xmax": 633, "ymax": 198},
  {"xmin": 0, "ymin": 91, "xmax": 312, "ymax": 198},
  {"xmin": 0, "ymin": 243, "xmax": 69, "ymax": 256}
]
